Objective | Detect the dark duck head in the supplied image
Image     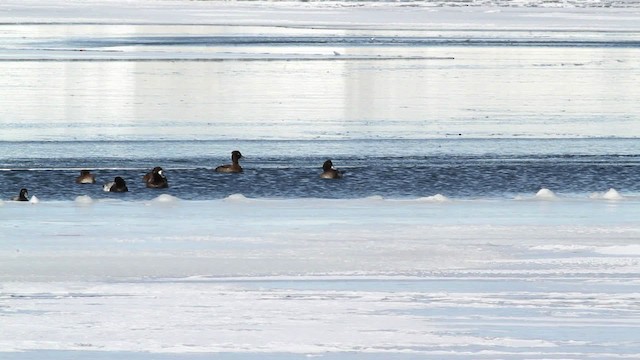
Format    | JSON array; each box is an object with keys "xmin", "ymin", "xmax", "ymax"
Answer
[
  {"xmin": 12, "ymin": 188, "xmax": 29, "ymax": 201},
  {"xmin": 105, "ymin": 176, "xmax": 129, "ymax": 192},
  {"xmin": 320, "ymin": 159, "xmax": 342, "ymax": 179}
]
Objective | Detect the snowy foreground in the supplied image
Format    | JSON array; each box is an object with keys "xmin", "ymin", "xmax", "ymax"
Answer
[{"xmin": 2, "ymin": 194, "xmax": 640, "ymax": 358}]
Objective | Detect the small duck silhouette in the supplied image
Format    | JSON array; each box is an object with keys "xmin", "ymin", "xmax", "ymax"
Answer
[
  {"xmin": 320, "ymin": 159, "xmax": 343, "ymax": 179},
  {"xmin": 143, "ymin": 166, "xmax": 169, "ymax": 189},
  {"xmin": 215, "ymin": 150, "xmax": 243, "ymax": 173},
  {"xmin": 75, "ymin": 170, "xmax": 96, "ymax": 184},
  {"xmin": 104, "ymin": 176, "xmax": 129, "ymax": 192},
  {"xmin": 12, "ymin": 188, "xmax": 29, "ymax": 201}
]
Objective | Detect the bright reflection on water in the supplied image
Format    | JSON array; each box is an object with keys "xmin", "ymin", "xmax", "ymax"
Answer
[{"xmin": 0, "ymin": 25, "xmax": 639, "ymax": 141}]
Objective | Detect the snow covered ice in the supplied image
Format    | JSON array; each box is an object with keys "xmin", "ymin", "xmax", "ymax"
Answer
[{"xmin": 2, "ymin": 195, "xmax": 640, "ymax": 358}]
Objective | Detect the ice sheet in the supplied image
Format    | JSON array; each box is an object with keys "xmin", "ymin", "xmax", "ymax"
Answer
[
  {"xmin": 2, "ymin": 0, "xmax": 640, "ymax": 29},
  {"xmin": 3, "ymin": 195, "xmax": 639, "ymax": 279},
  {"xmin": 2, "ymin": 197, "xmax": 640, "ymax": 357}
]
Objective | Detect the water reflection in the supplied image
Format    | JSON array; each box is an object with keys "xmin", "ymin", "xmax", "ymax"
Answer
[{"xmin": 0, "ymin": 25, "xmax": 639, "ymax": 141}]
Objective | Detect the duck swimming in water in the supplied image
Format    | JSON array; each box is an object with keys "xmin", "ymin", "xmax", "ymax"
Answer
[
  {"xmin": 12, "ymin": 188, "xmax": 29, "ymax": 201},
  {"xmin": 320, "ymin": 159, "xmax": 343, "ymax": 179},
  {"xmin": 143, "ymin": 166, "xmax": 168, "ymax": 189},
  {"xmin": 215, "ymin": 150, "xmax": 243, "ymax": 173},
  {"xmin": 75, "ymin": 170, "xmax": 96, "ymax": 184},
  {"xmin": 104, "ymin": 176, "xmax": 129, "ymax": 192}
]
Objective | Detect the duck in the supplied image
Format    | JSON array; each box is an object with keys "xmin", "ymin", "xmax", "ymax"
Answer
[
  {"xmin": 12, "ymin": 188, "xmax": 29, "ymax": 201},
  {"xmin": 75, "ymin": 170, "xmax": 96, "ymax": 184},
  {"xmin": 103, "ymin": 176, "xmax": 129, "ymax": 192},
  {"xmin": 143, "ymin": 166, "xmax": 168, "ymax": 189},
  {"xmin": 215, "ymin": 150, "xmax": 243, "ymax": 173},
  {"xmin": 320, "ymin": 159, "xmax": 343, "ymax": 179}
]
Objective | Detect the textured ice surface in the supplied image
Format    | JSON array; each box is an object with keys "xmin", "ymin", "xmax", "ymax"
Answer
[{"xmin": 2, "ymin": 197, "xmax": 640, "ymax": 357}]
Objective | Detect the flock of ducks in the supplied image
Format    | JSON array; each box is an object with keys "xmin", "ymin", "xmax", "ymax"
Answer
[{"xmin": 9, "ymin": 151, "xmax": 343, "ymax": 201}]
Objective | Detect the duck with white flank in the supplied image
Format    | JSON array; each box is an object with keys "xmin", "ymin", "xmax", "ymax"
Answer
[{"xmin": 104, "ymin": 176, "xmax": 129, "ymax": 192}]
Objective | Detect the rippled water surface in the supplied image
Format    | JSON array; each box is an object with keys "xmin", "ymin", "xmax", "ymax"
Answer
[{"xmin": 1, "ymin": 139, "xmax": 639, "ymax": 200}]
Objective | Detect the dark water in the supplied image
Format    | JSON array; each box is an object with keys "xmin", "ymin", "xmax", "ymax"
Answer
[
  {"xmin": 50, "ymin": 35, "xmax": 640, "ymax": 49},
  {"xmin": 1, "ymin": 139, "xmax": 638, "ymax": 201}
]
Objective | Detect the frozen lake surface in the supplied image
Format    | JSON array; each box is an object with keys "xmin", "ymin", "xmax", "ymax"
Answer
[
  {"xmin": 1, "ymin": 0, "xmax": 640, "ymax": 359},
  {"xmin": 2, "ymin": 196, "xmax": 640, "ymax": 358}
]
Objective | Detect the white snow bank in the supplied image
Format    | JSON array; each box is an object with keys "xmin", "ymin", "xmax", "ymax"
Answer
[
  {"xmin": 74, "ymin": 195, "xmax": 94, "ymax": 205},
  {"xmin": 535, "ymin": 188, "xmax": 557, "ymax": 200},
  {"xmin": 590, "ymin": 188, "xmax": 624, "ymax": 200},
  {"xmin": 595, "ymin": 245, "xmax": 640, "ymax": 256},
  {"xmin": 416, "ymin": 194, "xmax": 450, "ymax": 202},
  {"xmin": 223, "ymin": 193, "xmax": 252, "ymax": 202},
  {"xmin": 151, "ymin": 194, "xmax": 180, "ymax": 203}
]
